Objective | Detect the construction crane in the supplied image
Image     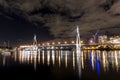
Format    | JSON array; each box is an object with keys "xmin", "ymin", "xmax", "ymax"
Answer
[{"xmin": 93, "ymin": 30, "xmax": 99, "ymax": 44}]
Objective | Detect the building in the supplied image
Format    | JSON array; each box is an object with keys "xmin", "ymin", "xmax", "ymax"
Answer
[
  {"xmin": 108, "ymin": 36, "xmax": 120, "ymax": 44},
  {"xmin": 98, "ymin": 35, "xmax": 108, "ymax": 44}
]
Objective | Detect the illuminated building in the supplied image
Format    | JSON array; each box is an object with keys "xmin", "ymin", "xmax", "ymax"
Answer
[{"xmin": 98, "ymin": 35, "xmax": 107, "ymax": 44}]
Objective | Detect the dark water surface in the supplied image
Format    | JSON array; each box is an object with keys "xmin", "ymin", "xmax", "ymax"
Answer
[{"xmin": 0, "ymin": 50, "xmax": 120, "ymax": 80}]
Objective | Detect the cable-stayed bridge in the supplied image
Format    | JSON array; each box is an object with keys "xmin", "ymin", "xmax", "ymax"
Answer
[{"xmin": 19, "ymin": 26, "xmax": 82, "ymax": 51}]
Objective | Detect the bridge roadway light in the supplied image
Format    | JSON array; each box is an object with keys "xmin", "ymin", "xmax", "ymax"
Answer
[
  {"xmin": 47, "ymin": 43, "xmax": 50, "ymax": 46},
  {"xmin": 58, "ymin": 42, "xmax": 61, "ymax": 45},
  {"xmin": 71, "ymin": 41, "xmax": 75, "ymax": 44},
  {"xmin": 80, "ymin": 40, "xmax": 83, "ymax": 44},
  {"xmin": 52, "ymin": 42, "xmax": 55, "ymax": 45},
  {"xmin": 42, "ymin": 43, "xmax": 45, "ymax": 46},
  {"xmin": 64, "ymin": 41, "xmax": 67, "ymax": 44},
  {"xmin": 38, "ymin": 44, "xmax": 41, "ymax": 46}
]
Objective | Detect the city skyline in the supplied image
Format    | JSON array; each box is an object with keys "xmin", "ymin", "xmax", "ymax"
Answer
[
  {"xmin": 0, "ymin": 0, "xmax": 120, "ymax": 46},
  {"xmin": 0, "ymin": 1, "xmax": 120, "ymax": 80}
]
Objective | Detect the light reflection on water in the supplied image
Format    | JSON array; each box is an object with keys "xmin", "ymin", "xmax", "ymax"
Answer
[
  {"xmin": 17, "ymin": 50, "xmax": 120, "ymax": 72},
  {"xmin": 1, "ymin": 50, "xmax": 120, "ymax": 80}
]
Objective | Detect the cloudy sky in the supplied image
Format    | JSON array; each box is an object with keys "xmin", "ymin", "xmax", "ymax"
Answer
[{"xmin": 0, "ymin": 0, "xmax": 120, "ymax": 46}]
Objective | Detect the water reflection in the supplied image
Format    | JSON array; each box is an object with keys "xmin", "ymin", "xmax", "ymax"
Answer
[
  {"xmin": 2, "ymin": 49, "xmax": 120, "ymax": 78},
  {"xmin": 90, "ymin": 51, "xmax": 94, "ymax": 70},
  {"xmin": 58, "ymin": 50, "xmax": 61, "ymax": 67},
  {"xmin": 16, "ymin": 50, "xmax": 120, "ymax": 73},
  {"xmin": 81, "ymin": 51, "xmax": 84, "ymax": 69},
  {"xmin": 42, "ymin": 50, "xmax": 44, "ymax": 64},
  {"xmin": 18, "ymin": 50, "xmax": 38, "ymax": 70},
  {"xmin": 76, "ymin": 51, "xmax": 81, "ymax": 78},
  {"xmin": 51, "ymin": 50, "xmax": 54, "ymax": 65},
  {"xmin": 96, "ymin": 55, "xmax": 101, "ymax": 75},
  {"xmin": 3, "ymin": 56, "xmax": 6, "ymax": 66},
  {"xmin": 65, "ymin": 51, "xmax": 68, "ymax": 68},
  {"xmin": 47, "ymin": 50, "xmax": 50, "ymax": 66},
  {"xmin": 88, "ymin": 50, "xmax": 120, "ymax": 73},
  {"xmin": 72, "ymin": 51, "xmax": 75, "ymax": 69},
  {"xmin": 38, "ymin": 53, "xmax": 40, "ymax": 64}
]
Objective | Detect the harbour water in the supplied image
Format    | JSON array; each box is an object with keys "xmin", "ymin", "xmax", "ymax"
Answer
[{"xmin": 0, "ymin": 49, "xmax": 120, "ymax": 80}]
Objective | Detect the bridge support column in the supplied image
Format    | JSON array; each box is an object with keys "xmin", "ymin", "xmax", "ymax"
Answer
[{"xmin": 76, "ymin": 26, "xmax": 81, "ymax": 57}]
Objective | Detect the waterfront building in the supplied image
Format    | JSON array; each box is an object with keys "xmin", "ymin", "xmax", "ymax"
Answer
[{"xmin": 98, "ymin": 35, "xmax": 108, "ymax": 44}]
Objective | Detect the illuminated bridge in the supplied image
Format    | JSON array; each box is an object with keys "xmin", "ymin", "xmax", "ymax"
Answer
[
  {"xmin": 19, "ymin": 41, "xmax": 85, "ymax": 50},
  {"xmin": 19, "ymin": 26, "xmax": 83, "ymax": 51},
  {"xmin": 39, "ymin": 43, "xmax": 85, "ymax": 50}
]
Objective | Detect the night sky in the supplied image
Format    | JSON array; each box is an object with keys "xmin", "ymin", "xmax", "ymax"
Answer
[
  {"xmin": 0, "ymin": 15, "xmax": 53, "ymax": 46},
  {"xmin": 0, "ymin": 0, "xmax": 120, "ymax": 46}
]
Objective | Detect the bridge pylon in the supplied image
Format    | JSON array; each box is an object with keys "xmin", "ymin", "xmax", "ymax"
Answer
[
  {"xmin": 33, "ymin": 34, "xmax": 38, "ymax": 51},
  {"xmin": 33, "ymin": 34, "xmax": 37, "ymax": 46},
  {"xmin": 76, "ymin": 26, "xmax": 81, "ymax": 57}
]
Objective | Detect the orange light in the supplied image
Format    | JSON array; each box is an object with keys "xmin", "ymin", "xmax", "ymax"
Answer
[
  {"xmin": 42, "ymin": 43, "xmax": 45, "ymax": 46},
  {"xmin": 52, "ymin": 42, "xmax": 55, "ymax": 45},
  {"xmin": 80, "ymin": 40, "xmax": 83, "ymax": 44},
  {"xmin": 38, "ymin": 44, "xmax": 41, "ymax": 46},
  {"xmin": 64, "ymin": 41, "xmax": 67, "ymax": 44},
  {"xmin": 47, "ymin": 43, "xmax": 50, "ymax": 45},
  {"xmin": 58, "ymin": 42, "xmax": 61, "ymax": 44},
  {"xmin": 71, "ymin": 41, "xmax": 75, "ymax": 44}
]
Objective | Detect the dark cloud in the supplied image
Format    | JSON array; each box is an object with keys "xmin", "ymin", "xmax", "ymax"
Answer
[{"xmin": 0, "ymin": 0, "xmax": 120, "ymax": 39}]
